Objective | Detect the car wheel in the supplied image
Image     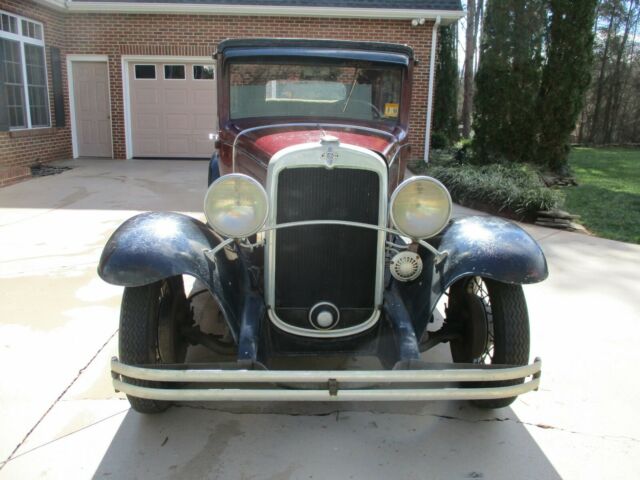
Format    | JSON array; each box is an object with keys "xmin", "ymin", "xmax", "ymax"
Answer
[
  {"xmin": 447, "ymin": 276, "xmax": 530, "ymax": 409},
  {"xmin": 119, "ymin": 276, "xmax": 190, "ymax": 414}
]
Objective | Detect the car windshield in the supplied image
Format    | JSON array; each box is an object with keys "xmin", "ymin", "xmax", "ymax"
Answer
[{"xmin": 229, "ymin": 62, "xmax": 402, "ymax": 124}]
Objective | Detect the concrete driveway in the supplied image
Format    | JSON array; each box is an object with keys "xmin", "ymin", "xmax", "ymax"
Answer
[{"xmin": 0, "ymin": 159, "xmax": 638, "ymax": 479}]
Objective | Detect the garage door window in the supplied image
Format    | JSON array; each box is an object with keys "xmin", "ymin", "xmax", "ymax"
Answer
[
  {"xmin": 193, "ymin": 65, "xmax": 214, "ymax": 80},
  {"xmin": 164, "ymin": 65, "xmax": 185, "ymax": 80},
  {"xmin": 134, "ymin": 64, "xmax": 156, "ymax": 80}
]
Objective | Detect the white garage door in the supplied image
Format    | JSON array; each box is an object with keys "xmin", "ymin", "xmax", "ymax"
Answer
[{"xmin": 129, "ymin": 62, "xmax": 217, "ymax": 158}]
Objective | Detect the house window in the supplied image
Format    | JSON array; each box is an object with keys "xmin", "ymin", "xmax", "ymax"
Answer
[
  {"xmin": 21, "ymin": 19, "xmax": 42, "ymax": 40},
  {"xmin": 134, "ymin": 64, "xmax": 156, "ymax": 79},
  {"xmin": 164, "ymin": 65, "xmax": 185, "ymax": 80},
  {"xmin": 1, "ymin": 13, "xmax": 18, "ymax": 34},
  {"xmin": 0, "ymin": 10, "xmax": 49, "ymax": 129},
  {"xmin": 193, "ymin": 65, "xmax": 214, "ymax": 80}
]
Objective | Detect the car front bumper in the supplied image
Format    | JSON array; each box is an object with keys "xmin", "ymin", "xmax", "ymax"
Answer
[{"xmin": 111, "ymin": 357, "xmax": 541, "ymax": 402}]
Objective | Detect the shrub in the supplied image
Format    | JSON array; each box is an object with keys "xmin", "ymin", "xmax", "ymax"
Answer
[
  {"xmin": 411, "ymin": 160, "xmax": 563, "ymax": 218},
  {"xmin": 430, "ymin": 131, "xmax": 449, "ymax": 150}
]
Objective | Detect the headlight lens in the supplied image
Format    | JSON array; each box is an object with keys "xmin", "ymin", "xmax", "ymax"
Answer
[
  {"xmin": 204, "ymin": 174, "xmax": 268, "ymax": 238},
  {"xmin": 390, "ymin": 176, "xmax": 452, "ymax": 239}
]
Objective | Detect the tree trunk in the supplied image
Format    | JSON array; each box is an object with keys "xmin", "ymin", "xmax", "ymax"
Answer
[
  {"xmin": 461, "ymin": 0, "xmax": 477, "ymax": 138},
  {"xmin": 589, "ymin": 6, "xmax": 617, "ymax": 143},
  {"xmin": 603, "ymin": 3, "xmax": 635, "ymax": 143},
  {"xmin": 614, "ymin": 9, "xmax": 640, "ymax": 141},
  {"xmin": 473, "ymin": 0, "xmax": 484, "ymax": 72}
]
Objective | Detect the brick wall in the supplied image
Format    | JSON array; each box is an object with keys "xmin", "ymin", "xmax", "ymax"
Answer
[
  {"xmin": 0, "ymin": 0, "xmax": 71, "ymax": 186},
  {"xmin": 0, "ymin": 1, "xmax": 434, "ymax": 183}
]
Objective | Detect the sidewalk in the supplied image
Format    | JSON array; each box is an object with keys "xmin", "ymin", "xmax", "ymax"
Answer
[{"xmin": 0, "ymin": 159, "xmax": 638, "ymax": 479}]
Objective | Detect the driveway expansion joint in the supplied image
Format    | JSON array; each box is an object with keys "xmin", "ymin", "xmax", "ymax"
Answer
[
  {"xmin": 0, "ymin": 329, "xmax": 119, "ymax": 471},
  {"xmin": 431, "ymin": 414, "xmax": 640, "ymax": 443}
]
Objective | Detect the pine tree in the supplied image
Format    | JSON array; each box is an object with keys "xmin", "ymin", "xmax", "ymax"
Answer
[
  {"xmin": 538, "ymin": 0, "xmax": 598, "ymax": 173},
  {"xmin": 473, "ymin": 0, "xmax": 547, "ymax": 163},
  {"xmin": 433, "ymin": 24, "xmax": 459, "ymax": 144}
]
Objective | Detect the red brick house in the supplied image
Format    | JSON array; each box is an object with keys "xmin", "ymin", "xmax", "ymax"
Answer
[{"xmin": 0, "ymin": 0, "xmax": 463, "ymax": 186}]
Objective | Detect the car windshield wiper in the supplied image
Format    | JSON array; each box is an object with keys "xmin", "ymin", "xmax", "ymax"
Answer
[{"xmin": 342, "ymin": 68, "xmax": 359, "ymax": 113}]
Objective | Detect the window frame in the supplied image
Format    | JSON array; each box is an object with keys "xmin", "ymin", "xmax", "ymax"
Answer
[
  {"xmin": 134, "ymin": 64, "xmax": 157, "ymax": 80},
  {"xmin": 192, "ymin": 64, "xmax": 215, "ymax": 81},
  {"xmin": 0, "ymin": 9, "xmax": 50, "ymax": 130},
  {"xmin": 163, "ymin": 64, "xmax": 186, "ymax": 80}
]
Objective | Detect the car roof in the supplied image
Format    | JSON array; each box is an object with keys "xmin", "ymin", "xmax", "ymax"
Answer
[{"xmin": 218, "ymin": 38, "xmax": 414, "ymax": 66}]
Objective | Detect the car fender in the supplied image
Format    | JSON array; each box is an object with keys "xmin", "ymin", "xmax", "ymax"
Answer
[
  {"xmin": 396, "ymin": 216, "xmax": 548, "ymax": 336},
  {"xmin": 208, "ymin": 151, "xmax": 220, "ymax": 186},
  {"xmin": 436, "ymin": 215, "xmax": 548, "ymax": 287},
  {"xmin": 98, "ymin": 211, "xmax": 247, "ymax": 339}
]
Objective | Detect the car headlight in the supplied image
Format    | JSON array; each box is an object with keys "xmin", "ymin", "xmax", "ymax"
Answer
[
  {"xmin": 390, "ymin": 176, "xmax": 452, "ymax": 239},
  {"xmin": 204, "ymin": 174, "xmax": 269, "ymax": 238}
]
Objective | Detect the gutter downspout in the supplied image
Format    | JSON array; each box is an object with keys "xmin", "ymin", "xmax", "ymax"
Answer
[{"xmin": 424, "ymin": 15, "xmax": 441, "ymax": 163}]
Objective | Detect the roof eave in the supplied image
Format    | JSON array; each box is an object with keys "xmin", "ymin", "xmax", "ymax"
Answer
[
  {"xmin": 32, "ymin": 0, "xmax": 67, "ymax": 11},
  {"xmin": 49, "ymin": 2, "xmax": 464, "ymax": 23}
]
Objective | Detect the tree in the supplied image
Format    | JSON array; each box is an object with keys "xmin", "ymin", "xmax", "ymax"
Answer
[
  {"xmin": 537, "ymin": 0, "xmax": 599, "ymax": 173},
  {"xmin": 461, "ymin": 0, "xmax": 477, "ymax": 138},
  {"xmin": 473, "ymin": 0, "xmax": 547, "ymax": 163},
  {"xmin": 433, "ymin": 24, "xmax": 459, "ymax": 144},
  {"xmin": 578, "ymin": 0, "xmax": 640, "ymax": 145},
  {"xmin": 588, "ymin": 1, "xmax": 621, "ymax": 142},
  {"xmin": 601, "ymin": 1, "xmax": 639, "ymax": 143}
]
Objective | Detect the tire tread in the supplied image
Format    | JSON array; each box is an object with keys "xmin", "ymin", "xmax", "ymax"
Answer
[
  {"xmin": 473, "ymin": 279, "xmax": 530, "ymax": 409},
  {"xmin": 119, "ymin": 283, "xmax": 171, "ymax": 414}
]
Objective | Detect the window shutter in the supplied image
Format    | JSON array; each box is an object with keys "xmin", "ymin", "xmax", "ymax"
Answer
[
  {"xmin": 50, "ymin": 47, "xmax": 64, "ymax": 128},
  {"xmin": 0, "ymin": 42, "xmax": 8, "ymax": 132}
]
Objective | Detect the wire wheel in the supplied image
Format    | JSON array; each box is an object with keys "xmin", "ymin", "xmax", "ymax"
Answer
[
  {"xmin": 468, "ymin": 276, "xmax": 495, "ymax": 365},
  {"xmin": 447, "ymin": 276, "xmax": 530, "ymax": 409}
]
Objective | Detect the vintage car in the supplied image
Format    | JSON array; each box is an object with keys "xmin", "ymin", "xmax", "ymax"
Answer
[{"xmin": 99, "ymin": 38, "xmax": 547, "ymax": 414}]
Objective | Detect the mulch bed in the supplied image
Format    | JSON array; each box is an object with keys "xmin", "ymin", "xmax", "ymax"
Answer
[{"xmin": 30, "ymin": 165, "xmax": 73, "ymax": 177}]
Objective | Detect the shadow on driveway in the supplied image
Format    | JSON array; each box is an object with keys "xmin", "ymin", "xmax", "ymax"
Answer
[{"xmin": 92, "ymin": 401, "xmax": 562, "ymax": 479}]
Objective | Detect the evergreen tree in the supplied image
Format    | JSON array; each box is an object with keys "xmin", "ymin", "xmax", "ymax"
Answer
[
  {"xmin": 473, "ymin": 0, "xmax": 547, "ymax": 163},
  {"xmin": 538, "ymin": 0, "xmax": 598, "ymax": 173},
  {"xmin": 433, "ymin": 24, "xmax": 459, "ymax": 144}
]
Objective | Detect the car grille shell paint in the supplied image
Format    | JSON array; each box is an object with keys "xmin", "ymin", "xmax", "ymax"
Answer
[{"xmin": 265, "ymin": 140, "xmax": 388, "ymax": 338}]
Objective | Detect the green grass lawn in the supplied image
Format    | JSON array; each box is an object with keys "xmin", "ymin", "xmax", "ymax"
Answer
[{"xmin": 565, "ymin": 148, "xmax": 640, "ymax": 244}]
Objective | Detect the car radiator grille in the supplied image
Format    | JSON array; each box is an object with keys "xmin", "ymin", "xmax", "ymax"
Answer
[{"xmin": 274, "ymin": 167, "xmax": 380, "ymax": 331}]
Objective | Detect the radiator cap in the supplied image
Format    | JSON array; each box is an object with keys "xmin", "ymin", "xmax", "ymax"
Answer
[{"xmin": 320, "ymin": 135, "xmax": 339, "ymax": 145}]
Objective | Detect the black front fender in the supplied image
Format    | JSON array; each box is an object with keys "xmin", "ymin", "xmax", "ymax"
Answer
[
  {"xmin": 436, "ymin": 215, "xmax": 548, "ymax": 288},
  {"xmin": 99, "ymin": 212, "xmax": 221, "ymax": 287},
  {"xmin": 98, "ymin": 212, "xmax": 249, "ymax": 339},
  {"xmin": 397, "ymin": 216, "xmax": 548, "ymax": 337}
]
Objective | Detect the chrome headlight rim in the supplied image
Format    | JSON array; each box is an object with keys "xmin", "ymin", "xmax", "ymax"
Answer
[
  {"xmin": 389, "ymin": 175, "xmax": 452, "ymax": 240},
  {"xmin": 203, "ymin": 173, "xmax": 269, "ymax": 238}
]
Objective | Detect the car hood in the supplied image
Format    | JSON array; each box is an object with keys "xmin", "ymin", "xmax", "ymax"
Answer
[{"xmin": 234, "ymin": 125, "xmax": 400, "ymax": 164}]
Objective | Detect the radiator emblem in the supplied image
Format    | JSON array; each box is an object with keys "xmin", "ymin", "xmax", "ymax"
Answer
[{"xmin": 320, "ymin": 135, "xmax": 340, "ymax": 168}]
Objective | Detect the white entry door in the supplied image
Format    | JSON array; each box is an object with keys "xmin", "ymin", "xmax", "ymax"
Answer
[
  {"xmin": 72, "ymin": 62, "xmax": 112, "ymax": 157},
  {"xmin": 129, "ymin": 62, "xmax": 217, "ymax": 158}
]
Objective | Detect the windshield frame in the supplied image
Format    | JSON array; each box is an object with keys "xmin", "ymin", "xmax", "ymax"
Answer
[{"xmin": 222, "ymin": 55, "xmax": 409, "ymax": 129}]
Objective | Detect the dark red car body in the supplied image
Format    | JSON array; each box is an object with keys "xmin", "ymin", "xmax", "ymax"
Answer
[{"xmin": 214, "ymin": 38, "xmax": 416, "ymax": 193}]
